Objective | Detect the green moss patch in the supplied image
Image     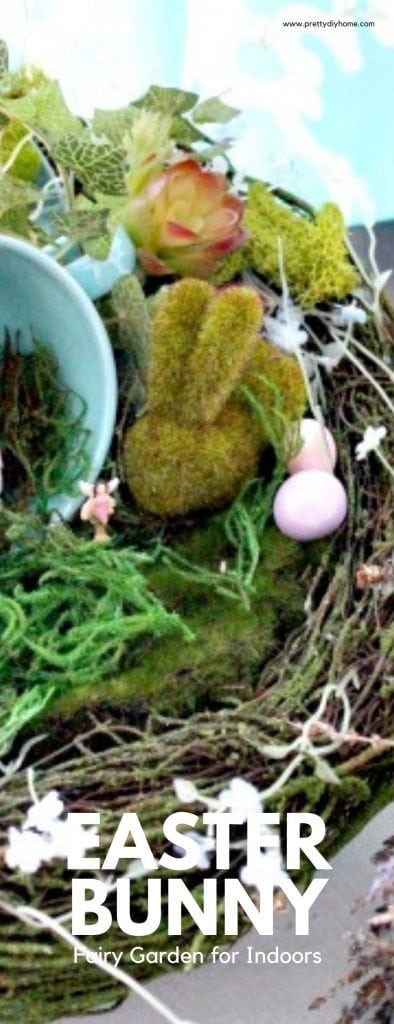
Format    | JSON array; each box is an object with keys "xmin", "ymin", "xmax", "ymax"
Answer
[{"xmin": 52, "ymin": 522, "xmax": 313, "ymax": 720}]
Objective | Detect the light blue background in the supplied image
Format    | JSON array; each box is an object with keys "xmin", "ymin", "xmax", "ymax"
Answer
[{"xmin": 0, "ymin": 0, "xmax": 393, "ymax": 223}]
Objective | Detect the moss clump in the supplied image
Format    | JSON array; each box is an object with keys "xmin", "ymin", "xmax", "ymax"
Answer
[
  {"xmin": 123, "ymin": 278, "xmax": 305, "ymax": 516},
  {"xmin": 213, "ymin": 183, "xmax": 358, "ymax": 307},
  {"xmin": 0, "ymin": 511, "xmax": 189, "ymax": 756},
  {"xmin": 0, "ymin": 332, "xmax": 89, "ymax": 512},
  {"xmin": 53, "ymin": 524, "xmax": 310, "ymax": 719}
]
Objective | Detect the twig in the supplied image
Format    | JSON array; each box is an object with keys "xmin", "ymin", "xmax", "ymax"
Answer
[{"xmin": 0, "ymin": 902, "xmax": 200, "ymax": 1024}]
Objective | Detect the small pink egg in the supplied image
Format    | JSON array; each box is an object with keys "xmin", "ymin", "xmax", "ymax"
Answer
[
  {"xmin": 287, "ymin": 418, "xmax": 337, "ymax": 474},
  {"xmin": 273, "ymin": 470, "xmax": 347, "ymax": 542}
]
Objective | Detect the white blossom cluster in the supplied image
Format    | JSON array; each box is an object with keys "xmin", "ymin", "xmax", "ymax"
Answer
[
  {"xmin": 5, "ymin": 790, "xmax": 96, "ymax": 874},
  {"xmin": 173, "ymin": 775, "xmax": 288, "ymax": 890}
]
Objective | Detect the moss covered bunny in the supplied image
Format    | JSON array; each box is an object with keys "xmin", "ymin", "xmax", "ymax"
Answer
[{"xmin": 123, "ymin": 278, "xmax": 305, "ymax": 516}]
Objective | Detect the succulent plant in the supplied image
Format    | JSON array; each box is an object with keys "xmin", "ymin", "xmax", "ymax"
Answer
[
  {"xmin": 123, "ymin": 278, "xmax": 306, "ymax": 516},
  {"xmin": 124, "ymin": 158, "xmax": 245, "ymax": 278}
]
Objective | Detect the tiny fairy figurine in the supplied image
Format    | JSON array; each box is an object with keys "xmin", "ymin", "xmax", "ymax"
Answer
[{"xmin": 79, "ymin": 477, "xmax": 119, "ymax": 542}]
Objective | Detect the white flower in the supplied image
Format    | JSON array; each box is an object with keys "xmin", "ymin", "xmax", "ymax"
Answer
[
  {"xmin": 25, "ymin": 791, "xmax": 64, "ymax": 832},
  {"xmin": 217, "ymin": 777, "xmax": 262, "ymax": 819},
  {"xmin": 355, "ymin": 426, "xmax": 387, "ymax": 461},
  {"xmin": 265, "ymin": 301, "xmax": 308, "ymax": 354},
  {"xmin": 173, "ymin": 831, "xmax": 216, "ymax": 870},
  {"xmin": 5, "ymin": 785, "xmax": 98, "ymax": 875},
  {"xmin": 174, "ymin": 775, "xmax": 262, "ymax": 819},
  {"xmin": 240, "ymin": 847, "xmax": 288, "ymax": 890},
  {"xmin": 5, "ymin": 827, "xmax": 53, "ymax": 874},
  {"xmin": 44, "ymin": 818, "xmax": 99, "ymax": 863},
  {"xmin": 332, "ymin": 303, "xmax": 367, "ymax": 327}
]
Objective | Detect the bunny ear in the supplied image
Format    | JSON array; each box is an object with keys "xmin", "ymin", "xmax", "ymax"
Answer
[
  {"xmin": 107, "ymin": 477, "xmax": 120, "ymax": 494},
  {"xmin": 78, "ymin": 480, "xmax": 94, "ymax": 497},
  {"xmin": 148, "ymin": 279, "xmax": 215, "ymax": 417},
  {"xmin": 183, "ymin": 286, "xmax": 263, "ymax": 426}
]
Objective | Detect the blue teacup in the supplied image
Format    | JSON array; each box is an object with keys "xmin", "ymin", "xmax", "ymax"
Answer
[{"xmin": 0, "ymin": 231, "xmax": 134, "ymax": 520}]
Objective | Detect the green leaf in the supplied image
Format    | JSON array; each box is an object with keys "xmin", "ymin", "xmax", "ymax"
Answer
[
  {"xmin": 0, "ymin": 39, "xmax": 9, "ymax": 78},
  {"xmin": 171, "ymin": 114, "xmax": 207, "ymax": 146},
  {"xmin": 0, "ymin": 175, "xmax": 38, "ymax": 216},
  {"xmin": 112, "ymin": 274, "xmax": 152, "ymax": 357},
  {"xmin": 112, "ymin": 275, "xmax": 152, "ymax": 412},
  {"xmin": 0, "ymin": 79, "xmax": 83, "ymax": 141},
  {"xmin": 0, "ymin": 120, "xmax": 41, "ymax": 181},
  {"xmin": 52, "ymin": 205, "xmax": 110, "ymax": 244},
  {"xmin": 134, "ymin": 84, "xmax": 198, "ymax": 116},
  {"xmin": 0, "ymin": 206, "xmax": 34, "ymax": 238},
  {"xmin": 92, "ymin": 105, "xmax": 138, "ymax": 145},
  {"xmin": 193, "ymin": 96, "xmax": 240, "ymax": 124},
  {"xmin": 52, "ymin": 132, "xmax": 127, "ymax": 195}
]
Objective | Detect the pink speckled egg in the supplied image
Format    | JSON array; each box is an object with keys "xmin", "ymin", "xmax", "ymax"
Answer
[
  {"xmin": 287, "ymin": 418, "xmax": 337, "ymax": 474},
  {"xmin": 273, "ymin": 470, "xmax": 347, "ymax": 541}
]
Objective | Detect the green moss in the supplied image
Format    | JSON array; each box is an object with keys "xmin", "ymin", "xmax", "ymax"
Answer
[
  {"xmin": 213, "ymin": 184, "xmax": 358, "ymax": 307},
  {"xmin": 211, "ymin": 244, "xmax": 248, "ymax": 284},
  {"xmin": 0, "ymin": 513, "xmax": 189, "ymax": 755},
  {"xmin": 249, "ymin": 187, "xmax": 357, "ymax": 306},
  {"xmin": 54, "ymin": 525, "xmax": 309, "ymax": 718},
  {"xmin": 124, "ymin": 278, "xmax": 305, "ymax": 516}
]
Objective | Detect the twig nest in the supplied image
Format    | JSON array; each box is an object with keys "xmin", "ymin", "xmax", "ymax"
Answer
[
  {"xmin": 287, "ymin": 418, "xmax": 337, "ymax": 474},
  {"xmin": 273, "ymin": 470, "xmax": 347, "ymax": 541}
]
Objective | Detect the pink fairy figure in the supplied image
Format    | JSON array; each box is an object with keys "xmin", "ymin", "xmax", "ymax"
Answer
[{"xmin": 79, "ymin": 477, "xmax": 119, "ymax": 542}]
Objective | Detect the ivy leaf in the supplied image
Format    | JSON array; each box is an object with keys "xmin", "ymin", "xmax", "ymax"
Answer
[
  {"xmin": 133, "ymin": 85, "xmax": 198, "ymax": 116},
  {"xmin": 52, "ymin": 205, "xmax": 110, "ymax": 244},
  {"xmin": 0, "ymin": 120, "xmax": 41, "ymax": 181},
  {"xmin": 52, "ymin": 132, "xmax": 127, "ymax": 195},
  {"xmin": 193, "ymin": 96, "xmax": 240, "ymax": 125},
  {"xmin": 0, "ymin": 80, "xmax": 83, "ymax": 141},
  {"xmin": 0, "ymin": 175, "xmax": 38, "ymax": 216},
  {"xmin": 171, "ymin": 115, "xmax": 207, "ymax": 146},
  {"xmin": 92, "ymin": 105, "xmax": 138, "ymax": 145}
]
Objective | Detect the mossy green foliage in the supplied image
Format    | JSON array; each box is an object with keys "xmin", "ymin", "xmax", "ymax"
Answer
[
  {"xmin": 0, "ymin": 333, "xmax": 89, "ymax": 513},
  {"xmin": 213, "ymin": 183, "xmax": 358, "ymax": 307},
  {"xmin": 124, "ymin": 278, "xmax": 305, "ymax": 516},
  {"xmin": 53, "ymin": 522, "xmax": 310, "ymax": 720},
  {"xmin": 0, "ymin": 511, "xmax": 189, "ymax": 756}
]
